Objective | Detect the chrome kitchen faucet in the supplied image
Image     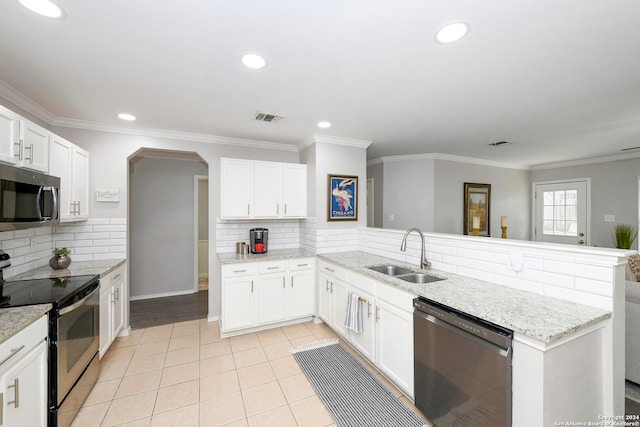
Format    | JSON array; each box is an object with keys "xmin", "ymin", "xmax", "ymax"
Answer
[{"xmin": 400, "ymin": 228, "xmax": 431, "ymax": 269}]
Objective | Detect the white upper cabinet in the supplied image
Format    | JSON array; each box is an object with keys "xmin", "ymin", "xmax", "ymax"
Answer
[
  {"xmin": 220, "ymin": 158, "xmax": 307, "ymax": 220},
  {"xmin": 221, "ymin": 158, "xmax": 253, "ymax": 218},
  {"xmin": 0, "ymin": 105, "xmax": 20, "ymax": 166},
  {"xmin": 0, "ymin": 105, "xmax": 49, "ymax": 173},
  {"xmin": 49, "ymin": 134, "xmax": 90, "ymax": 221},
  {"xmin": 20, "ymin": 120, "xmax": 50, "ymax": 172},
  {"xmin": 282, "ymin": 163, "xmax": 307, "ymax": 218},
  {"xmin": 253, "ymin": 161, "xmax": 281, "ymax": 217}
]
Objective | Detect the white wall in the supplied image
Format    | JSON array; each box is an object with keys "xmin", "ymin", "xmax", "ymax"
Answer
[
  {"xmin": 381, "ymin": 158, "xmax": 435, "ymax": 231},
  {"xmin": 531, "ymin": 157, "xmax": 640, "ymax": 249},
  {"xmin": 312, "ymin": 141, "xmax": 368, "ymax": 230}
]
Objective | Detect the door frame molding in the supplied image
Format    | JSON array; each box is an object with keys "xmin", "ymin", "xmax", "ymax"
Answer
[
  {"xmin": 193, "ymin": 175, "xmax": 208, "ymax": 293},
  {"xmin": 531, "ymin": 178, "xmax": 591, "ymax": 245}
]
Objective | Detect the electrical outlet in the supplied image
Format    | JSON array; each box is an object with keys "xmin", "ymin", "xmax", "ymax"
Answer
[
  {"xmin": 604, "ymin": 214, "xmax": 615, "ymax": 223},
  {"xmin": 389, "ymin": 214, "xmax": 395, "ymax": 221}
]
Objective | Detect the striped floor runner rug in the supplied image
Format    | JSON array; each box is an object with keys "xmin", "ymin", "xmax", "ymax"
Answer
[{"xmin": 292, "ymin": 340, "xmax": 427, "ymax": 427}]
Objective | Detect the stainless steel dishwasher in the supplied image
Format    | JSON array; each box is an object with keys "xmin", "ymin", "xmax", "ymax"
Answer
[{"xmin": 413, "ymin": 297, "xmax": 513, "ymax": 427}]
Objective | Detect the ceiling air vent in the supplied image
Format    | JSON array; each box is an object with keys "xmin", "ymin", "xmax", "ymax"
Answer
[
  {"xmin": 488, "ymin": 141, "xmax": 512, "ymax": 147},
  {"xmin": 254, "ymin": 112, "xmax": 285, "ymax": 123}
]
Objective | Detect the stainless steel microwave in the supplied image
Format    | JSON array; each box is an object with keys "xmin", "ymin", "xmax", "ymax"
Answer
[{"xmin": 0, "ymin": 164, "xmax": 60, "ymax": 231}]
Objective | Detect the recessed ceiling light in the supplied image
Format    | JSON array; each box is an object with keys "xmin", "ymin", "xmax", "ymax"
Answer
[
  {"xmin": 241, "ymin": 54, "xmax": 266, "ymax": 69},
  {"xmin": 18, "ymin": 0, "xmax": 65, "ymax": 19},
  {"xmin": 435, "ymin": 21, "xmax": 470, "ymax": 44},
  {"xmin": 317, "ymin": 121, "xmax": 332, "ymax": 128},
  {"xmin": 118, "ymin": 113, "xmax": 136, "ymax": 121}
]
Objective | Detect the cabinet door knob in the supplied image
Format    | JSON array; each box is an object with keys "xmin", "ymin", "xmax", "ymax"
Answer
[{"xmin": 375, "ymin": 307, "xmax": 380, "ymax": 322}]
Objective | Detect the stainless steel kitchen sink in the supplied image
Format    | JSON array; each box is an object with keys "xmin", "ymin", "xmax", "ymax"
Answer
[
  {"xmin": 367, "ymin": 265, "xmax": 414, "ymax": 276},
  {"xmin": 367, "ymin": 265, "xmax": 444, "ymax": 284},
  {"xmin": 396, "ymin": 273, "xmax": 444, "ymax": 284}
]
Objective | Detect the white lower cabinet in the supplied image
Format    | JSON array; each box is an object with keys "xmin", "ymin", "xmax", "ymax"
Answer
[
  {"xmin": 257, "ymin": 273, "xmax": 287, "ymax": 324},
  {"xmin": 100, "ymin": 263, "xmax": 127, "ymax": 358},
  {"xmin": 221, "ymin": 257, "xmax": 315, "ymax": 336},
  {"xmin": 289, "ymin": 261, "xmax": 315, "ymax": 318},
  {"xmin": 0, "ymin": 315, "xmax": 48, "ymax": 427},
  {"xmin": 349, "ymin": 287, "xmax": 376, "ymax": 361},
  {"xmin": 317, "ymin": 260, "xmax": 415, "ymax": 398},
  {"xmin": 375, "ymin": 299, "xmax": 414, "ymax": 394}
]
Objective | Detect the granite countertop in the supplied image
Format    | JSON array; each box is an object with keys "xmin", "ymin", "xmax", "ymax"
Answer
[
  {"xmin": 8, "ymin": 259, "xmax": 126, "ymax": 281},
  {"xmin": 318, "ymin": 251, "xmax": 612, "ymax": 345},
  {"xmin": 0, "ymin": 304, "xmax": 51, "ymax": 345},
  {"xmin": 218, "ymin": 248, "xmax": 315, "ymax": 265}
]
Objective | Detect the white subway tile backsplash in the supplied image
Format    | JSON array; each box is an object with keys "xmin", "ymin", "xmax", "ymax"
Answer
[
  {"xmin": 543, "ymin": 284, "xmax": 612, "ymax": 311},
  {"xmin": 575, "ymin": 277, "xmax": 613, "ymax": 297},
  {"xmin": 494, "ymin": 273, "xmax": 545, "ymax": 294},
  {"xmin": 542, "ymin": 259, "xmax": 576, "ymax": 276}
]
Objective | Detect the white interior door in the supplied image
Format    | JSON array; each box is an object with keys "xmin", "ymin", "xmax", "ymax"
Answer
[{"xmin": 533, "ymin": 180, "xmax": 589, "ymax": 245}]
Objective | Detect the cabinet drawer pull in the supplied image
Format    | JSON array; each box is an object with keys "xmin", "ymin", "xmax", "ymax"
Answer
[
  {"xmin": 251, "ymin": 280, "xmax": 254, "ymax": 293},
  {"xmin": 291, "ymin": 277, "xmax": 294, "ymax": 288},
  {"xmin": 112, "ymin": 273, "xmax": 121, "ymax": 281},
  {"xmin": 282, "ymin": 277, "xmax": 285, "ymax": 288},
  {"xmin": 284, "ymin": 204, "xmax": 287, "ymax": 215},
  {"xmin": 277, "ymin": 204, "xmax": 279, "ymax": 215},
  {"xmin": 367, "ymin": 302, "xmax": 372, "ymax": 318},
  {"xmin": 324, "ymin": 267, "xmax": 335, "ymax": 273},
  {"xmin": 325, "ymin": 280, "xmax": 330, "ymax": 291},
  {"xmin": 7, "ymin": 378, "xmax": 19, "ymax": 408},
  {"xmin": 375, "ymin": 307, "xmax": 380, "ymax": 322},
  {"xmin": 296, "ymin": 263, "xmax": 308, "ymax": 267},
  {"xmin": 247, "ymin": 204, "xmax": 250, "ymax": 215},
  {"xmin": 267, "ymin": 267, "xmax": 280, "ymax": 270},
  {"xmin": 233, "ymin": 269, "xmax": 247, "ymax": 273},
  {"xmin": 0, "ymin": 345, "xmax": 25, "ymax": 367}
]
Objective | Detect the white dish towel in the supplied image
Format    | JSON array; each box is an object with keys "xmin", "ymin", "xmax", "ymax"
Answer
[{"xmin": 344, "ymin": 292, "xmax": 363, "ymax": 334}]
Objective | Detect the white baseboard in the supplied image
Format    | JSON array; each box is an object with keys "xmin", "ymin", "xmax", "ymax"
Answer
[
  {"xmin": 207, "ymin": 314, "xmax": 220, "ymax": 323},
  {"xmin": 130, "ymin": 289, "xmax": 196, "ymax": 301}
]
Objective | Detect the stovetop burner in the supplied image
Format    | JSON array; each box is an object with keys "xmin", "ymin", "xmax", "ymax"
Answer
[{"xmin": 0, "ymin": 275, "xmax": 100, "ymax": 309}]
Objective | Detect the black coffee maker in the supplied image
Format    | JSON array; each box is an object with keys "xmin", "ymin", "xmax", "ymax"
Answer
[{"xmin": 250, "ymin": 228, "xmax": 268, "ymax": 254}]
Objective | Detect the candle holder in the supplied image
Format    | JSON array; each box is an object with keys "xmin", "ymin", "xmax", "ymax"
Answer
[
  {"xmin": 501, "ymin": 226, "xmax": 507, "ymax": 239},
  {"xmin": 472, "ymin": 227, "xmax": 480, "ymax": 236}
]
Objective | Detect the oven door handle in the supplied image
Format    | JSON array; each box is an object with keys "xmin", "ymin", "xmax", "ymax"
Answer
[{"xmin": 59, "ymin": 286, "xmax": 99, "ymax": 315}]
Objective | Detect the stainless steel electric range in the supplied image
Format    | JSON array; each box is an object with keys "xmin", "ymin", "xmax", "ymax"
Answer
[{"xmin": 1, "ymin": 273, "xmax": 101, "ymax": 427}]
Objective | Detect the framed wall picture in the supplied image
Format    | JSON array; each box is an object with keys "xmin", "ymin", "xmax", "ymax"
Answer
[
  {"xmin": 327, "ymin": 174, "xmax": 358, "ymax": 221},
  {"xmin": 463, "ymin": 183, "xmax": 491, "ymax": 236}
]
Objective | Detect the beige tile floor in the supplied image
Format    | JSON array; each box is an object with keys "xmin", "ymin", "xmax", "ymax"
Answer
[{"xmin": 72, "ymin": 319, "xmax": 428, "ymax": 427}]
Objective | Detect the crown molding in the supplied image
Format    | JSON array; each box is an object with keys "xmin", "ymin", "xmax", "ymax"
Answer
[
  {"xmin": 299, "ymin": 133, "xmax": 372, "ymax": 151},
  {"xmin": 530, "ymin": 151, "xmax": 640, "ymax": 170},
  {"xmin": 0, "ymin": 80, "xmax": 57, "ymax": 123},
  {"xmin": 51, "ymin": 117, "xmax": 299, "ymax": 152},
  {"xmin": 368, "ymin": 153, "xmax": 530, "ymax": 170}
]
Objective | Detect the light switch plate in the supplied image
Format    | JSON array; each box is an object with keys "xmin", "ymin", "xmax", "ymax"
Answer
[{"xmin": 604, "ymin": 214, "xmax": 615, "ymax": 223}]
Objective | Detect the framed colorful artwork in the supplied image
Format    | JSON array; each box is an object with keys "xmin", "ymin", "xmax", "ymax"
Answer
[
  {"xmin": 463, "ymin": 183, "xmax": 491, "ymax": 236},
  {"xmin": 327, "ymin": 174, "xmax": 358, "ymax": 221}
]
